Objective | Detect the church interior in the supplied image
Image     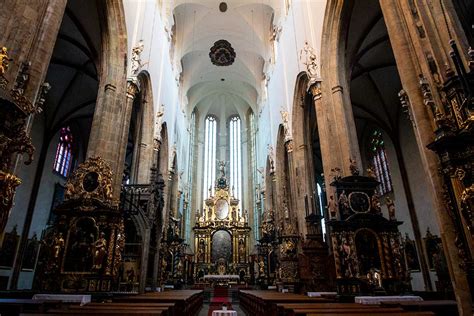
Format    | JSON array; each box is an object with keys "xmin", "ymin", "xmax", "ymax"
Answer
[{"xmin": 0, "ymin": 0, "xmax": 473, "ymax": 315}]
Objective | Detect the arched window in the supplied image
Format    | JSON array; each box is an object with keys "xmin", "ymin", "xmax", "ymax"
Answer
[
  {"xmin": 53, "ymin": 126, "xmax": 74, "ymax": 177},
  {"xmin": 229, "ymin": 116, "xmax": 242, "ymax": 207},
  {"xmin": 203, "ymin": 116, "xmax": 217, "ymax": 202},
  {"xmin": 368, "ymin": 130, "xmax": 392, "ymax": 194}
]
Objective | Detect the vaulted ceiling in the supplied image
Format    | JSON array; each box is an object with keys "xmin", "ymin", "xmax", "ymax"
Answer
[
  {"xmin": 345, "ymin": 0, "xmax": 403, "ymax": 142},
  {"xmin": 172, "ymin": 1, "xmax": 281, "ymax": 116}
]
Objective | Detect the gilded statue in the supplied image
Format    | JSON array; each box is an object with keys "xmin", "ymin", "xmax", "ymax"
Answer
[
  {"xmin": 53, "ymin": 232, "xmax": 65, "ymax": 259},
  {"xmin": 338, "ymin": 191, "xmax": 349, "ymax": 216},
  {"xmin": 386, "ymin": 197, "xmax": 396, "ymax": 220},
  {"xmin": 371, "ymin": 193, "xmax": 382, "ymax": 214},
  {"xmin": 92, "ymin": 232, "xmax": 107, "ymax": 270},
  {"xmin": 0, "ymin": 47, "xmax": 10, "ymax": 76}
]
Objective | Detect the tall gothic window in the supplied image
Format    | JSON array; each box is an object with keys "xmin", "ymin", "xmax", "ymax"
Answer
[
  {"xmin": 230, "ymin": 116, "xmax": 242, "ymax": 207},
  {"xmin": 368, "ymin": 130, "xmax": 393, "ymax": 194},
  {"xmin": 203, "ymin": 115, "xmax": 217, "ymax": 202},
  {"xmin": 53, "ymin": 126, "xmax": 74, "ymax": 177}
]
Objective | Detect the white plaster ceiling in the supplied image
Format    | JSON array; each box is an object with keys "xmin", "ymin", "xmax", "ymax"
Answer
[{"xmin": 172, "ymin": 1, "xmax": 280, "ymax": 115}]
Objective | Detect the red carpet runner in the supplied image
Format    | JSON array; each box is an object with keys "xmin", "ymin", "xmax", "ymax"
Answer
[{"xmin": 208, "ymin": 286, "xmax": 233, "ymax": 316}]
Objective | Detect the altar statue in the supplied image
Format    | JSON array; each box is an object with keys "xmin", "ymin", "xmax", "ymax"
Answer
[
  {"xmin": 92, "ymin": 232, "xmax": 107, "ymax": 270},
  {"xmin": 53, "ymin": 232, "xmax": 64, "ymax": 259}
]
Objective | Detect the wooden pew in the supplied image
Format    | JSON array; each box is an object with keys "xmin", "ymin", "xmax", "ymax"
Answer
[
  {"xmin": 276, "ymin": 303, "xmax": 393, "ymax": 316},
  {"xmin": 239, "ymin": 290, "xmax": 334, "ymax": 316},
  {"xmin": 306, "ymin": 312, "xmax": 435, "ymax": 316},
  {"xmin": 0, "ymin": 298, "xmax": 62, "ymax": 315},
  {"xmin": 113, "ymin": 290, "xmax": 203, "ymax": 316},
  {"xmin": 23, "ymin": 311, "xmax": 162, "ymax": 316},
  {"xmin": 380, "ymin": 300, "xmax": 458, "ymax": 316}
]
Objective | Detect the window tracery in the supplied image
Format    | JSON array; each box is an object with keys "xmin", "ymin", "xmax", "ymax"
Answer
[{"xmin": 53, "ymin": 127, "xmax": 74, "ymax": 177}]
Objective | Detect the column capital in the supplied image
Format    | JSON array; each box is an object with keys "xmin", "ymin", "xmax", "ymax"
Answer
[
  {"xmin": 126, "ymin": 80, "xmax": 139, "ymax": 99},
  {"xmin": 309, "ymin": 81, "xmax": 322, "ymax": 101}
]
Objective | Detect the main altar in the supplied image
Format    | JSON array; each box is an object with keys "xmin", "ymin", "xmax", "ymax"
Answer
[{"xmin": 193, "ymin": 165, "xmax": 251, "ymax": 284}]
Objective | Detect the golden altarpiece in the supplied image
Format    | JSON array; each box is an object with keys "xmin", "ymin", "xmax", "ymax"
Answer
[
  {"xmin": 34, "ymin": 157, "xmax": 125, "ymax": 292},
  {"xmin": 193, "ymin": 169, "xmax": 251, "ymax": 283}
]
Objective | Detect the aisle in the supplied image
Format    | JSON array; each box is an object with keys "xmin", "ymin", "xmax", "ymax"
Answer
[{"xmin": 198, "ymin": 303, "xmax": 245, "ymax": 316}]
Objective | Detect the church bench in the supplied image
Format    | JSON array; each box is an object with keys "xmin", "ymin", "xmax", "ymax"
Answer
[
  {"xmin": 113, "ymin": 290, "xmax": 203, "ymax": 316},
  {"xmin": 275, "ymin": 303, "xmax": 386, "ymax": 315},
  {"xmin": 66, "ymin": 304, "xmax": 171, "ymax": 316},
  {"xmin": 0, "ymin": 298, "xmax": 62, "ymax": 314},
  {"xmin": 37, "ymin": 309, "xmax": 163, "ymax": 315},
  {"xmin": 239, "ymin": 290, "xmax": 333, "ymax": 316},
  {"xmin": 305, "ymin": 312, "xmax": 435, "ymax": 316},
  {"xmin": 288, "ymin": 307, "xmax": 405, "ymax": 316},
  {"xmin": 380, "ymin": 300, "xmax": 458, "ymax": 316}
]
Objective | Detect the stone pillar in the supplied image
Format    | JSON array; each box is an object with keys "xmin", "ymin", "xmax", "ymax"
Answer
[
  {"xmin": 379, "ymin": 0, "xmax": 472, "ymax": 313},
  {"xmin": 86, "ymin": 0, "xmax": 128, "ymax": 199},
  {"xmin": 312, "ymin": 78, "xmax": 361, "ymax": 200},
  {"xmin": 285, "ymin": 139, "xmax": 307, "ymax": 237}
]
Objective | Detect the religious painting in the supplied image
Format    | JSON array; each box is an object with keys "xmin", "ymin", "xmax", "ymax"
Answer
[
  {"xmin": 403, "ymin": 234, "xmax": 420, "ymax": 271},
  {"xmin": 0, "ymin": 226, "xmax": 19, "ymax": 267},
  {"xmin": 215, "ymin": 199, "xmax": 229, "ymax": 220},
  {"xmin": 63, "ymin": 217, "xmax": 97, "ymax": 272},
  {"xmin": 355, "ymin": 229, "xmax": 381, "ymax": 275},
  {"xmin": 21, "ymin": 234, "xmax": 40, "ymax": 271},
  {"xmin": 211, "ymin": 230, "xmax": 232, "ymax": 263}
]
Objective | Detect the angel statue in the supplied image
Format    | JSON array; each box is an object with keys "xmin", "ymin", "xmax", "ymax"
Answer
[
  {"xmin": 300, "ymin": 41, "xmax": 319, "ymax": 89},
  {"xmin": 218, "ymin": 160, "xmax": 226, "ymax": 177}
]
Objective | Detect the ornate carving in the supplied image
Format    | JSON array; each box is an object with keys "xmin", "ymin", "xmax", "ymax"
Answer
[
  {"xmin": 131, "ymin": 41, "xmax": 144, "ymax": 76},
  {"xmin": 153, "ymin": 104, "xmax": 165, "ymax": 148},
  {"xmin": 12, "ymin": 61, "xmax": 30, "ymax": 96},
  {"xmin": 280, "ymin": 109, "xmax": 292, "ymax": 141},
  {"xmin": 267, "ymin": 145, "xmax": 275, "ymax": 174},
  {"xmin": 0, "ymin": 122, "xmax": 34, "ymax": 170},
  {"xmin": 34, "ymin": 82, "xmax": 51, "ymax": 114},
  {"xmin": 64, "ymin": 156, "xmax": 116, "ymax": 207},
  {"xmin": 126, "ymin": 81, "xmax": 139, "ymax": 99},
  {"xmin": 209, "ymin": 40, "xmax": 236, "ymax": 66},
  {"xmin": 461, "ymin": 185, "xmax": 473, "ymax": 234},
  {"xmin": 419, "ymin": 75, "xmax": 447, "ymax": 128},
  {"xmin": 349, "ymin": 158, "xmax": 360, "ymax": 176},
  {"xmin": 0, "ymin": 171, "xmax": 21, "ymax": 233},
  {"xmin": 300, "ymin": 41, "xmax": 319, "ymax": 90}
]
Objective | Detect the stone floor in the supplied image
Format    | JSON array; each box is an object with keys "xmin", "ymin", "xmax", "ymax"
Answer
[{"xmin": 198, "ymin": 303, "xmax": 245, "ymax": 316}]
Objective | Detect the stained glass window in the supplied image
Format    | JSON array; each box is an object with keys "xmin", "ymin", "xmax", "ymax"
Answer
[
  {"xmin": 203, "ymin": 116, "xmax": 217, "ymax": 201},
  {"xmin": 53, "ymin": 127, "xmax": 74, "ymax": 177},
  {"xmin": 229, "ymin": 115, "xmax": 242, "ymax": 207}
]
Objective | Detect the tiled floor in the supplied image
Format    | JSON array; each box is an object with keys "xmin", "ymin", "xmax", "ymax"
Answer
[{"xmin": 198, "ymin": 303, "xmax": 246, "ymax": 316}]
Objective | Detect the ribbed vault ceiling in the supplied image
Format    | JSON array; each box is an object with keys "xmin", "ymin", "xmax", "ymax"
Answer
[{"xmin": 172, "ymin": 1, "xmax": 280, "ymax": 114}]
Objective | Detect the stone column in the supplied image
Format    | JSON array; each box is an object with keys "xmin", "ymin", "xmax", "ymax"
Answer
[
  {"xmin": 86, "ymin": 0, "xmax": 128, "ymax": 199},
  {"xmin": 379, "ymin": 1, "xmax": 472, "ymax": 313}
]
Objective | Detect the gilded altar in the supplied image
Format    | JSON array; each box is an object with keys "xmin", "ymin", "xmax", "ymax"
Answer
[
  {"xmin": 193, "ymin": 173, "xmax": 251, "ymax": 283},
  {"xmin": 34, "ymin": 157, "xmax": 125, "ymax": 292}
]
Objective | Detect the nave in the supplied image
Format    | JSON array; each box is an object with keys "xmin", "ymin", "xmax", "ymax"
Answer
[{"xmin": 0, "ymin": 0, "xmax": 473, "ymax": 315}]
